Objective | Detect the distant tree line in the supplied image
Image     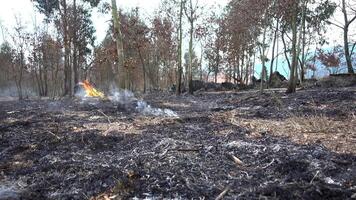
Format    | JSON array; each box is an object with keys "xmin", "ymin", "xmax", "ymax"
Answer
[{"xmin": 0, "ymin": 0, "xmax": 355, "ymax": 99}]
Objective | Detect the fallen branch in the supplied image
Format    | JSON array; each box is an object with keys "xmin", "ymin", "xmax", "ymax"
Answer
[
  {"xmin": 169, "ymin": 148, "xmax": 201, "ymax": 152},
  {"xmin": 231, "ymin": 155, "xmax": 244, "ymax": 166},
  {"xmin": 215, "ymin": 185, "xmax": 231, "ymax": 200},
  {"xmin": 47, "ymin": 131, "xmax": 61, "ymax": 140},
  {"xmin": 310, "ymin": 171, "xmax": 320, "ymax": 184},
  {"xmin": 98, "ymin": 110, "xmax": 113, "ymax": 136},
  {"xmin": 262, "ymin": 159, "xmax": 275, "ymax": 169},
  {"xmin": 98, "ymin": 110, "xmax": 111, "ymax": 124}
]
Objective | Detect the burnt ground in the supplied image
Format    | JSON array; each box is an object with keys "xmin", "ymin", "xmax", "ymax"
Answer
[{"xmin": 0, "ymin": 87, "xmax": 355, "ymax": 199}]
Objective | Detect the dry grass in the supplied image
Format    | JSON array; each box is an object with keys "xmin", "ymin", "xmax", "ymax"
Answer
[{"xmin": 215, "ymin": 110, "xmax": 356, "ymax": 154}]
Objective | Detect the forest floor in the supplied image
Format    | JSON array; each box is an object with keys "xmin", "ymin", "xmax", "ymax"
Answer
[{"xmin": 0, "ymin": 87, "xmax": 355, "ymax": 199}]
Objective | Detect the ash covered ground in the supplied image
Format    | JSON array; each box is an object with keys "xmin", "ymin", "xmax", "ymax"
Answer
[{"xmin": 0, "ymin": 87, "xmax": 355, "ymax": 199}]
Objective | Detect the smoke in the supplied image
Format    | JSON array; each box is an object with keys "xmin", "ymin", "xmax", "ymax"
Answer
[
  {"xmin": 108, "ymin": 90, "xmax": 136, "ymax": 104},
  {"xmin": 0, "ymin": 85, "xmax": 37, "ymax": 98},
  {"xmin": 108, "ymin": 89, "xmax": 178, "ymax": 117},
  {"xmin": 136, "ymin": 100, "xmax": 178, "ymax": 117},
  {"xmin": 74, "ymin": 82, "xmax": 178, "ymax": 117}
]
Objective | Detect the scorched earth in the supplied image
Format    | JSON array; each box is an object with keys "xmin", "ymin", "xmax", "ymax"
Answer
[{"xmin": 0, "ymin": 87, "xmax": 355, "ymax": 199}]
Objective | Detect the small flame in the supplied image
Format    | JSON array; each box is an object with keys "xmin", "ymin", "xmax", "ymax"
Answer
[{"xmin": 78, "ymin": 80, "xmax": 105, "ymax": 98}]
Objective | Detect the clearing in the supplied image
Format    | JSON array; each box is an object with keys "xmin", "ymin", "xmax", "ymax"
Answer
[{"xmin": 0, "ymin": 87, "xmax": 355, "ymax": 199}]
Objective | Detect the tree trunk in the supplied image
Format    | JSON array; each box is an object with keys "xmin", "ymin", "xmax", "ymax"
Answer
[
  {"xmin": 138, "ymin": 48, "xmax": 146, "ymax": 93},
  {"xmin": 269, "ymin": 19, "xmax": 279, "ymax": 85},
  {"xmin": 214, "ymin": 45, "xmax": 220, "ymax": 83},
  {"xmin": 300, "ymin": 0, "xmax": 307, "ymax": 82},
  {"xmin": 111, "ymin": 0, "xmax": 126, "ymax": 88},
  {"xmin": 176, "ymin": 0, "xmax": 184, "ymax": 95},
  {"xmin": 287, "ymin": 2, "xmax": 298, "ymax": 94},
  {"xmin": 200, "ymin": 43, "xmax": 203, "ymax": 81},
  {"xmin": 62, "ymin": 0, "xmax": 71, "ymax": 96},
  {"xmin": 188, "ymin": 0, "xmax": 194, "ymax": 94},
  {"xmin": 281, "ymin": 30, "xmax": 291, "ymax": 70},
  {"xmin": 342, "ymin": 0, "xmax": 354, "ymax": 74},
  {"xmin": 260, "ymin": 26, "xmax": 267, "ymax": 93},
  {"xmin": 72, "ymin": 0, "xmax": 79, "ymax": 94}
]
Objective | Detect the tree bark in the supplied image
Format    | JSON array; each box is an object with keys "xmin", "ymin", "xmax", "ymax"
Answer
[
  {"xmin": 111, "ymin": 0, "xmax": 126, "ymax": 88},
  {"xmin": 300, "ymin": 0, "xmax": 307, "ymax": 82},
  {"xmin": 260, "ymin": 26, "xmax": 267, "ymax": 93},
  {"xmin": 72, "ymin": 0, "xmax": 79, "ymax": 94},
  {"xmin": 287, "ymin": 2, "xmax": 298, "ymax": 94},
  {"xmin": 176, "ymin": 0, "xmax": 184, "ymax": 95},
  {"xmin": 269, "ymin": 19, "xmax": 279, "ymax": 85},
  {"xmin": 62, "ymin": 0, "xmax": 71, "ymax": 96},
  {"xmin": 342, "ymin": 0, "xmax": 355, "ymax": 74},
  {"xmin": 138, "ymin": 48, "xmax": 146, "ymax": 93}
]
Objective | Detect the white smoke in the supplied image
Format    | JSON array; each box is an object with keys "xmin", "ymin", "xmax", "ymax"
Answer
[
  {"xmin": 136, "ymin": 100, "xmax": 178, "ymax": 117},
  {"xmin": 108, "ymin": 89, "xmax": 178, "ymax": 117},
  {"xmin": 108, "ymin": 90, "xmax": 136, "ymax": 104}
]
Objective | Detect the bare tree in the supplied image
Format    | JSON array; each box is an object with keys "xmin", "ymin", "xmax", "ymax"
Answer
[
  {"xmin": 184, "ymin": 0, "xmax": 200, "ymax": 94},
  {"xmin": 111, "ymin": 0, "xmax": 126, "ymax": 88},
  {"xmin": 10, "ymin": 17, "xmax": 30, "ymax": 99},
  {"xmin": 328, "ymin": 0, "xmax": 356, "ymax": 74}
]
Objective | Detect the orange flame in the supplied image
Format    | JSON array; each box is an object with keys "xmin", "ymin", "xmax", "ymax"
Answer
[{"xmin": 78, "ymin": 80, "xmax": 105, "ymax": 98}]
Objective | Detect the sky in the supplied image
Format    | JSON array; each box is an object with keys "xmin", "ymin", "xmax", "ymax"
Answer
[
  {"xmin": 0, "ymin": 0, "xmax": 355, "ymax": 78},
  {"xmin": 0, "ymin": 0, "xmax": 228, "ymax": 45},
  {"xmin": 0, "ymin": 0, "xmax": 353, "ymax": 47}
]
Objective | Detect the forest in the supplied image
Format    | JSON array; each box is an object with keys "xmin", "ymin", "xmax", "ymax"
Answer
[{"xmin": 0, "ymin": 0, "xmax": 355, "ymax": 199}]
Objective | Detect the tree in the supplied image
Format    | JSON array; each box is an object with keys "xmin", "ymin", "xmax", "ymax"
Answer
[
  {"xmin": 0, "ymin": 42, "xmax": 14, "ymax": 90},
  {"xmin": 317, "ymin": 46, "xmax": 342, "ymax": 74},
  {"xmin": 9, "ymin": 17, "xmax": 31, "ymax": 99},
  {"xmin": 177, "ymin": 0, "xmax": 185, "ymax": 95},
  {"xmin": 32, "ymin": 0, "xmax": 100, "ymax": 96},
  {"xmin": 286, "ymin": 0, "xmax": 299, "ymax": 94},
  {"xmin": 151, "ymin": 15, "xmax": 176, "ymax": 89},
  {"xmin": 340, "ymin": 0, "xmax": 356, "ymax": 74},
  {"xmin": 111, "ymin": 0, "xmax": 126, "ymax": 88},
  {"xmin": 184, "ymin": 0, "xmax": 200, "ymax": 94}
]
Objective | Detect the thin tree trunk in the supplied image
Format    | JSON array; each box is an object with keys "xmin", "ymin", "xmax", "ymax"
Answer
[
  {"xmin": 287, "ymin": 2, "xmax": 298, "ymax": 94},
  {"xmin": 138, "ymin": 48, "xmax": 146, "ymax": 93},
  {"xmin": 281, "ymin": 30, "xmax": 291, "ymax": 70},
  {"xmin": 342, "ymin": 0, "xmax": 354, "ymax": 74},
  {"xmin": 300, "ymin": 0, "xmax": 306, "ymax": 82},
  {"xmin": 260, "ymin": 26, "xmax": 267, "ymax": 93},
  {"xmin": 176, "ymin": 0, "xmax": 184, "ymax": 95},
  {"xmin": 200, "ymin": 42, "xmax": 203, "ymax": 81},
  {"xmin": 62, "ymin": 0, "xmax": 71, "ymax": 96},
  {"xmin": 72, "ymin": 0, "xmax": 79, "ymax": 94},
  {"xmin": 111, "ymin": 0, "xmax": 126, "ymax": 88},
  {"xmin": 188, "ymin": 0, "xmax": 194, "ymax": 94},
  {"xmin": 269, "ymin": 19, "xmax": 279, "ymax": 85}
]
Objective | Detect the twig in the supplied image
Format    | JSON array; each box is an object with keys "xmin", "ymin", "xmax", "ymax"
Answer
[
  {"xmin": 215, "ymin": 185, "xmax": 231, "ymax": 200},
  {"xmin": 98, "ymin": 110, "xmax": 111, "ymax": 124},
  {"xmin": 262, "ymin": 159, "xmax": 275, "ymax": 169},
  {"xmin": 98, "ymin": 109, "xmax": 113, "ymax": 136},
  {"xmin": 169, "ymin": 148, "xmax": 201, "ymax": 152},
  {"xmin": 47, "ymin": 131, "xmax": 61, "ymax": 140},
  {"xmin": 231, "ymin": 155, "xmax": 244, "ymax": 166},
  {"xmin": 81, "ymin": 192, "xmax": 90, "ymax": 200},
  {"xmin": 310, "ymin": 171, "xmax": 320, "ymax": 184}
]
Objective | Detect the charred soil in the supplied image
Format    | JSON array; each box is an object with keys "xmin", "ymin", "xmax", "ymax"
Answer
[{"xmin": 0, "ymin": 87, "xmax": 355, "ymax": 199}]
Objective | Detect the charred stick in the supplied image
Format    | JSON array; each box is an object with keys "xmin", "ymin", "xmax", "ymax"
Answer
[
  {"xmin": 215, "ymin": 185, "xmax": 231, "ymax": 200},
  {"xmin": 262, "ymin": 159, "xmax": 275, "ymax": 169},
  {"xmin": 310, "ymin": 171, "xmax": 320, "ymax": 184},
  {"xmin": 230, "ymin": 155, "xmax": 244, "ymax": 166},
  {"xmin": 168, "ymin": 148, "xmax": 201, "ymax": 152},
  {"xmin": 47, "ymin": 131, "xmax": 61, "ymax": 140},
  {"xmin": 98, "ymin": 110, "xmax": 111, "ymax": 124}
]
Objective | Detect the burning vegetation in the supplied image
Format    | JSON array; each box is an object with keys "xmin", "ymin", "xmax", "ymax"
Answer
[{"xmin": 78, "ymin": 80, "xmax": 105, "ymax": 99}]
